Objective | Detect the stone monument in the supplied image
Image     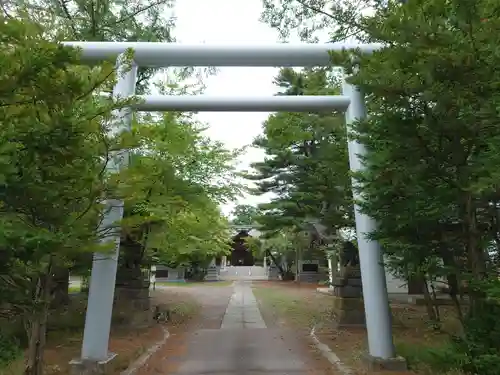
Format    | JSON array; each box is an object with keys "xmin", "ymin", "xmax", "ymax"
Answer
[
  {"xmin": 163, "ymin": 267, "xmax": 186, "ymax": 282},
  {"xmin": 296, "ymin": 259, "xmax": 321, "ymax": 283},
  {"xmin": 331, "ymin": 241, "xmax": 365, "ymax": 327},
  {"xmin": 205, "ymin": 258, "xmax": 219, "ymax": 281}
]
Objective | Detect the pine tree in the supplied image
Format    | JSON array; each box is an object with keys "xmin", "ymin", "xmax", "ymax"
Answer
[{"xmin": 246, "ymin": 68, "xmax": 353, "ymax": 235}]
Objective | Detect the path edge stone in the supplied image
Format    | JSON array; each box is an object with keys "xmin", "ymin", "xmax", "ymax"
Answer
[
  {"xmin": 309, "ymin": 326, "xmax": 354, "ymax": 375},
  {"xmin": 120, "ymin": 326, "xmax": 170, "ymax": 375}
]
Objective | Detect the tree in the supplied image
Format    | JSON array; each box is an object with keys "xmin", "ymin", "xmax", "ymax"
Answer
[
  {"xmin": 114, "ymin": 111, "xmax": 241, "ymax": 290},
  {"xmin": 2, "ymin": 0, "xmax": 216, "ymax": 305},
  {"xmin": 242, "ymin": 68, "xmax": 353, "ymax": 280},
  {"xmin": 1, "ymin": 0, "xmax": 182, "ymax": 306},
  {"xmin": 231, "ymin": 204, "xmax": 261, "ymax": 225},
  {"xmin": 262, "ymin": 1, "xmax": 500, "ymax": 372},
  {"xmin": 329, "ymin": 0, "xmax": 500, "ymax": 372},
  {"xmin": 1, "ymin": 0, "xmax": 177, "ymax": 92},
  {"xmin": 246, "ymin": 229, "xmax": 307, "ymax": 279},
  {"xmin": 245, "ymin": 68, "xmax": 353, "ymax": 237},
  {"xmin": 0, "ymin": 17, "xmax": 124, "ymax": 375},
  {"xmin": 260, "ymin": 0, "xmax": 378, "ymax": 42}
]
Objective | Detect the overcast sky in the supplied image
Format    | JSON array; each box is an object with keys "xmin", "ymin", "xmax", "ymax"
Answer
[{"xmin": 173, "ymin": 0, "xmax": 284, "ymax": 216}]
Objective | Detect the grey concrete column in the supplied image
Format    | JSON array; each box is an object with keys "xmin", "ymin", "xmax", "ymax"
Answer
[
  {"xmin": 79, "ymin": 55, "xmax": 138, "ymax": 362},
  {"xmin": 342, "ymin": 80, "xmax": 395, "ymax": 359}
]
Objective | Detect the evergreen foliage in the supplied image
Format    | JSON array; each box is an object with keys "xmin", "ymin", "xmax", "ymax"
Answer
[{"xmin": 260, "ymin": 0, "xmax": 500, "ymax": 373}]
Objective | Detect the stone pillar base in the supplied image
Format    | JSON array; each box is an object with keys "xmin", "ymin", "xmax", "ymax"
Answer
[
  {"xmin": 333, "ymin": 297, "xmax": 366, "ymax": 327},
  {"xmin": 70, "ymin": 353, "xmax": 117, "ymax": 375},
  {"xmin": 296, "ymin": 271, "xmax": 321, "ymax": 283},
  {"xmin": 332, "ymin": 276, "xmax": 363, "ymax": 297},
  {"xmin": 362, "ymin": 352, "xmax": 408, "ymax": 372}
]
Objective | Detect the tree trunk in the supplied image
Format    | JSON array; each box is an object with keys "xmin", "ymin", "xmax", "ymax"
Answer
[
  {"xmin": 115, "ymin": 233, "xmax": 150, "ymax": 328},
  {"xmin": 24, "ymin": 272, "xmax": 52, "ymax": 375},
  {"xmin": 266, "ymin": 249, "xmax": 286, "ymax": 277},
  {"xmin": 421, "ymin": 276, "xmax": 440, "ymax": 329},
  {"xmin": 294, "ymin": 247, "xmax": 299, "ymax": 281},
  {"xmin": 51, "ymin": 267, "xmax": 69, "ymax": 307},
  {"xmin": 439, "ymin": 246, "xmax": 464, "ymax": 322},
  {"xmin": 463, "ymin": 193, "xmax": 487, "ymax": 317}
]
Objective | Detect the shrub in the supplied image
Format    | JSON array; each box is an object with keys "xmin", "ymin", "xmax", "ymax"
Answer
[
  {"xmin": 399, "ymin": 279, "xmax": 500, "ymax": 375},
  {"xmin": 397, "ymin": 340, "xmax": 462, "ymax": 374},
  {"xmin": 453, "ymin": 295, "xmax": 500, "ymax": 375},
  {"xmin": 0, "ymin": 333, "xmax": 21, "ymax": 368}
]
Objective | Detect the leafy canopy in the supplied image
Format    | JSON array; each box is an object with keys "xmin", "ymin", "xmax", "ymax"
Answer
[
  {"xmin": 0, "ymin": 16, "xmax": 123, "ymax": 315},
  {"xmin": 119, "ymin": 112, "xmax": 241, "ymax": 267}
]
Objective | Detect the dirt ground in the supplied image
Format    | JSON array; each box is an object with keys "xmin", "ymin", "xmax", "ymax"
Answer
[
  {"xmin": 3, "ymin": 282, "xmax": 460, "ymax": 375},
  {"xmin": 252, "ymin": 281, "xmax": 463, "ymax": 375},
  {"xmin": 42, "ymin": 325, "xmax": 165, "ymax": 375},
  {"xmin": 0, "ymin": 289, "xmax": 200, "ymax": 375},
  {"xmin": 31, "ymin": 280, "xmax": 461, "ymax": 375}
]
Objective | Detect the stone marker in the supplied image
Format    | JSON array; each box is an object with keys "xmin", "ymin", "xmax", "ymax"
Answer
[
  {"xmin": 165, "ymin": 267, "xmax": 186, "ymax": 282},
  {"xmin": 205, "ymin": 260, "xmax": 219, "ymax": 281}
]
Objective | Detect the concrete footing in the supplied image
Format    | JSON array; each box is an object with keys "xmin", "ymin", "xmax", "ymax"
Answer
[
  {"xmin": 362, "ymin": 352, "xmax": 408, "ymax": 372},
  {"xmin": 70, "ymin": 353, "xmax": 117, "ymax": 375}
]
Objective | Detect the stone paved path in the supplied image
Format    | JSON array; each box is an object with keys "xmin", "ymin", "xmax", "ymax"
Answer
[
  {"xmin": 221, "ymin": 281, "xmax": 266, "ymax": 329},
  {"xmin": 163, "ymin": 281, "xmax": 332, "ymax": 375}
]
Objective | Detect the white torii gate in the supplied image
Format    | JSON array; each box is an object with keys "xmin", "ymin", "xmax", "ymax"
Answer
[{"xmin": 63, "ymin": 41, "xmax": 397, "ymax": 369}]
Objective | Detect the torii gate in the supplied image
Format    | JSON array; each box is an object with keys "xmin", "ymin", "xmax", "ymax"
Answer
[{"xmin": 63, "ymin": 41, "xmax": 397, "ymax": 369}]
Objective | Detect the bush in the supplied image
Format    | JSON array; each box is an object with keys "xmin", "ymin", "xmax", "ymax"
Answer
[
  {"xmin": 0, "ymin": 333, "xmax": 21, "ymax": 368},
  {"xmin": 453, "ymin": 296, "xmax": 500, "ymax": 375},
  {"xmin": 398, "ymin": 279, "xmax": 500, "ymax": 375},
  {"xmin": 396, "ymin": 340, "xmax": 462, "ymax": 374},
  {"xmin": 47, "ymin": 300, "xmax": 87, "ymax": 334}
]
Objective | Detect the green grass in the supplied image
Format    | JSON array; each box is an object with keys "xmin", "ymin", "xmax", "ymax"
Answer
[
  {"xmin": 396, "ymin": 341, "xmax": 465, "ymax": 375},
  {"xmin": 155, "ymin": 280, "xmax": 233, "ymax": 287},
  {"xmin": 167, "ymin": 298, "xmax": 200, "ymax": 325},
  {"xmin": 0, "ymin": 357, "xmax": 23, "ymax": 375},
  {"xmin": 253, "ymin": 284, "xmax": 470, "ymax": 375},
  {"xmin": 252, "ymin": 285, "xmax": 333, "ymax": 328},
  {"xmin": 68, "ymin": 285, "xmax": 81, "ymax": 293}
]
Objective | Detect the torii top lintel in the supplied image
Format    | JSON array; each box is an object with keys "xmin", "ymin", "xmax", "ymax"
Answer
[{"xmin": 61, "ymin": 42, "xmax": 382, "ymax": 68}]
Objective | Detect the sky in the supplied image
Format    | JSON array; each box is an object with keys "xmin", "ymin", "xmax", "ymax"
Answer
[{"xmin": 173, "ymin": 0, "xmax": 283, "ymax": 216}]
